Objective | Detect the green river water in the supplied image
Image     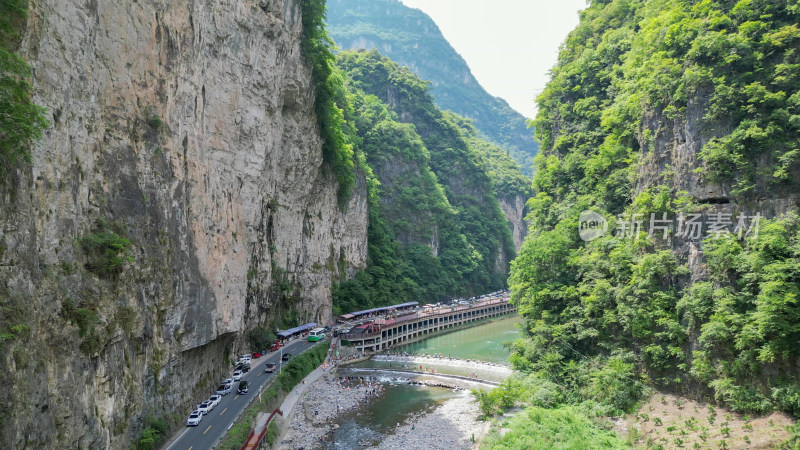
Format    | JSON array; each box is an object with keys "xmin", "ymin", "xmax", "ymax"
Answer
[
  {"xmin": 325, "ymin": 315, "xmax": 522, "ymax": 449},
  {"xmin": 392, "ymin": 315, "xmax": 523, "ymax": 364}
]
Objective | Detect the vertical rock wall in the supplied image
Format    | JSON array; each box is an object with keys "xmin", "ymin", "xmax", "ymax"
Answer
[
  {"xmin": 0, "ymin": 0, "xmax": 367, "ymax": 447},
  {"xmin": 498, "ymin": 194, "xmax": 528, "ymax": 252}
]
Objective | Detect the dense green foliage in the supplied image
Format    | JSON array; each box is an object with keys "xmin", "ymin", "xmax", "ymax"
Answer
[
  {"xmin": 480, "ymin": 405, "xmax": 627, "ymax": 450},
  {"xmin": 333, "ymin": 50, "xmax": 519, "ymax": 313},
  {"xmin": 276, "ymin": 342, "xmax": 328, "ymax": 391},
  {"xmin": 79, "ymin": 219, "xmax": 132, "ymax": 278},
  {"xmin": 447, "ymin": 112, "xmax": 532, "ymax": 200},
  {"xmin": 0, "ymin": 0, "xmax": 48, "ymax": 176},
  {"xmin": 300, "ymin": 0, "xmax": 356, "ymax": 204},
  {"xmin": 327, "ymin": 0, "xmax": 539, "ymax": 175},
  {"xmin": 135, "ymin": 416, "xmax": 168, "ymax": 450},
  {"xmin": 690, "ymin": 213, "xmax": 800, "ymax": 414},
  {"xmin": 265, "ymin": 420, "xmax": 279, "ymax": 445},
  {"xmin": 511, "ymin": 0, "xmax": 800, "ymax": 418},
  {"xmin": 332, "ymin": 101, "xmax": 448, "ymax": 312},
  {"xmin": 247, "ymin": 326, "xmax": 276, "ymax": 353}
]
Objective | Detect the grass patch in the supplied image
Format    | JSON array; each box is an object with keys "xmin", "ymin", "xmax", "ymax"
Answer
[
  {"xmin": 481, "ymin": 406, "xmax": 627, "ymax": 449},
  {"xmin": 265, "ymin": 420, "xmax": 279, "ymax": 445}
]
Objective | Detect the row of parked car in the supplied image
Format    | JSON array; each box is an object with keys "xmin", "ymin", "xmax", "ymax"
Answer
[
  {"xmin": 186, "ymin": 354, "xmax": 256, "ymax": 426},
  {"xmin": 185, "ymin": 347, "xmax": 301, "ymax": 426}
]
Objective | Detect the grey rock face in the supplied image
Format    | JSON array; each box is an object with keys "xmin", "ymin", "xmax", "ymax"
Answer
[
  {"xmin": 498, "ymin": 194, "xmax": 528, "ymax": 253},
  {"xmin": 0, "ymin": 0, "xmax": 366, "ymax": 447}
]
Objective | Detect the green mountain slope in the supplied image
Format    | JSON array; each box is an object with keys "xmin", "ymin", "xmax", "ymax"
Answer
[
  {"xmin": 333, "ymin": 49, "xmax": 519, "ymax": 312},
  {"xmin": 327, "ymin": 0, "xmax": 539, "ymax": 175},
  {"xmin": 510, "ymin": 0, "xmax": 800, "ymax": 418}
]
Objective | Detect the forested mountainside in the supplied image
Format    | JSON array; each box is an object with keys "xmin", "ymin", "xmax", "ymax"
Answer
[
  {"xmin": 326, "ymin": 0, "xmax": 540, "ymax": 176},
  {"xmin": 332, "ymin": 49, "xmax": 526, "ymax": 314},
  {"xmin": 509, "ymin": 0, "xmax": 800, "ymax": 418}
]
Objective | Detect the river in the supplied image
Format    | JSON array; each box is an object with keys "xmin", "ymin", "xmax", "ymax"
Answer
[{"xmin": 325, "ymin": 315, "xmax": 522, "ymax": 448}]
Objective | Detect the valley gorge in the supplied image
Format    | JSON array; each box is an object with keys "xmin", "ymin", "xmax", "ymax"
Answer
[{"xmin": 0, "ymin": 1, "xmax": 527, "ymax": 448}]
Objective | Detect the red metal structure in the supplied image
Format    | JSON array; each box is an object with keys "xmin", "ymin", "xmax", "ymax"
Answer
[{"xmin": 240, "ymin": 408, "xmax": 283, "ymax": 450}]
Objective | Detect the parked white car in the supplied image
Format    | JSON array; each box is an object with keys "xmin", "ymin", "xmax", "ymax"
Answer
[
  {"xmin": 208, "ymin": 395, "xmax": 221, "ymax": 408},
  {"xmin": 186, "ymin": 410, "xmax": 202, "ymax": 426},
  {"xmin": 232, "ymin": 370, "xmax": 243, "ymax": 381},
  {"xmin": 197, "ymin": 401, "xmax": 213, "ymax": 415}
]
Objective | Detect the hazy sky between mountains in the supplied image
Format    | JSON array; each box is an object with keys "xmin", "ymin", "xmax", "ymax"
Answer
[{"xmin": 399, "ymin": 0, "xmax": 586, "ymax": 120}]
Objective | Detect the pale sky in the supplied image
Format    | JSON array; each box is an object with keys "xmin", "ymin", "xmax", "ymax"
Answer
[{"xmin": 399, "ymin": 0, "xmax": 586, "ymax": 120}]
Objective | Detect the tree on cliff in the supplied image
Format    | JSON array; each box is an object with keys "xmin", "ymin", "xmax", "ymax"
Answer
[
  {"xmin": 0, "ymin": 0, "xmax": 48, "ymax": 175},
  {"xmin": 510, "ymin": 0, "xmax": 800, "ymax": 416}
]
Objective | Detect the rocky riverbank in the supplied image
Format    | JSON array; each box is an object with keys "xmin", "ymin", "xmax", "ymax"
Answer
[
  {"xmin": 279, "ymin": 368, "xmax": 489, "ymax": 450},
  {"xmin": 279, "ymin": 374, "xmax": 384, "ymax": 449},
  {"xmin": 375, "ymin": 392, "xmax": 489, "ymax": 450}
]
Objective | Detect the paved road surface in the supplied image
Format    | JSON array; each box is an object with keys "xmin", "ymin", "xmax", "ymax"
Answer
[{"xmin": 164, "ymin": 339, "xmax": 318, "ymax": 450}]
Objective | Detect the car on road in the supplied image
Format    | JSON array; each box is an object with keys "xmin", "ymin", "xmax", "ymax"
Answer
[
  {"xmin": 265, "ymin": 363, "xmax": 276, "ymax": 373},
  {"xmin": 282, "ymin": 353, "xmax": 291, "ymax": 361},
  {"xmin": 186, "ymin": 410, "xmax": 202, "ymax": 426},
  {"xmin": 208, "ymin": 395, "xmax": 221, "ymax": 408},
  {"xmin": 216, "ymin": 383, "xmax": 232, "ymax": 396},
  {"xmin": 238, "ymin": 380, "xmax": 248, "ymax": 394},
  {"xmin": 197, "ymin": 401, "xmax": 213, "ymax": 415},
  {"xmin": 233, "ymin": 370, "xmax": 243, "ymax": 381}
]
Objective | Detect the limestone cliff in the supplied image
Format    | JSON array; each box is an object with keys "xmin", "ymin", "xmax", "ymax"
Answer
[
  {"xmin": 0, "ymin": 0, "xmax": 367, "ymax": 448},
  {"xmin": 497, "ymin": 194, "xmax": 527, "ymax": 252}
]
